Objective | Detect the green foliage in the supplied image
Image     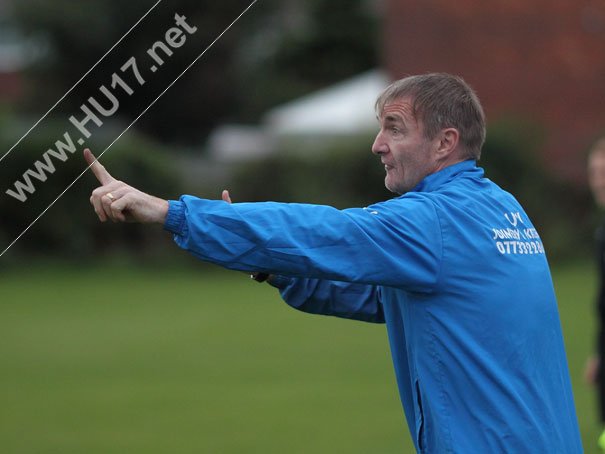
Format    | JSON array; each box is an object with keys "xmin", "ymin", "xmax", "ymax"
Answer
[
  {"xmin": 0, "ymin": 117, "xmax": 183, "ymax": 259},
  {"xmin": 236, "ymin": 0, "xmax": 379, "ymax": 120},
  {"xmin": 482, "ymin": 117, "xmax": 593, "ymax": 260},
  {"xmin": 229, "ymin": 135, "xmax": 391, "ymax": 208},
  {"xmin": 229, "ymin": 118, "xmax": 594, "ymax": 261},
  {"xmin": 12, "ymin": 0, "xmax": 379, "ymax": 144},
  {"xmin": 12, "ymin": 0, "xmax": 249, "ymax": 143}
]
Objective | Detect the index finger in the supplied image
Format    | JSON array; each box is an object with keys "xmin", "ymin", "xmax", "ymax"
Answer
[{"xmin": 84, "ymin": 148, "xmax": 114, "ymax": 185}]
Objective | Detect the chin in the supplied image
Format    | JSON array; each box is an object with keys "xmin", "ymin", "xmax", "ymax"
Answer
[{"xmin": 384, "ymin": 180, "xmax": 403, "ymax": 195}]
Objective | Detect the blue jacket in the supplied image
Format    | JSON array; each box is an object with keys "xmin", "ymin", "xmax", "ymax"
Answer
[{"xmin": 164, "ymin": 160, "xmax": 582, "ymax": 453}]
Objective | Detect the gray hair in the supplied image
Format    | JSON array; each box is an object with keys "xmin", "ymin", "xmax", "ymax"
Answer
[{"xmin": 375, "ymin": 73, "xmax": 486, "ymax": 160}]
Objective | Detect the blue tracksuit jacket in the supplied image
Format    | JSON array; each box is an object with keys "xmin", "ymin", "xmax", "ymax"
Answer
[{"xmin": 164, "ymin": 159, "xmax": 582, "ymax": 453}]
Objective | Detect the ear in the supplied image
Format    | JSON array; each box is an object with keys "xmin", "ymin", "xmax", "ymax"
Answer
[{"xmin": 435, "ymin": 128, "xmax": 460, "ymax": 161}]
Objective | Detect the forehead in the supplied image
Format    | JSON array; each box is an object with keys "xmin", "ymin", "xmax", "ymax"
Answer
[{"xmin": 379, "ymin": 97, "xmax": 416, "ymax": 122}]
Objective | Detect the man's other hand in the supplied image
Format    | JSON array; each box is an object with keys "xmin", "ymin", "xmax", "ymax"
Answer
[{"xmin": 221, "ymin": 189, "xmax": 232, "ymax": 203}]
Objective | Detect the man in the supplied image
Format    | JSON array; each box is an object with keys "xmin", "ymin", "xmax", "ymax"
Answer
[
  {"xmin": 585, "ymin": 137, "xmax": 605, "ymax": 452},
  {"xmin": 86, "ymin": 73, "xmax": 582, "ymax": 452}
]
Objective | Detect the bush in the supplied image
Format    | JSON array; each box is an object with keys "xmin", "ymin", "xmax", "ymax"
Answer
[
  {"xmin": 229, "ymin": 134, "xmax": 391, "ymax": 208},
  {"xmin": 229, "ymin": 122, "xmax": 593, "ymax": 261},
  {"xmin": 481, "ymin": 117, "xmax": 593, "ymax": 260},
  {"xmin": 0, "ymin": 116, "xmax": 184, "ymax": 260}
]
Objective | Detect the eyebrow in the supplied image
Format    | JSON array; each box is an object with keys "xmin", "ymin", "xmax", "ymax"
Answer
[
  {"xmin": 384, "ymin": 114, "xmax": 402, "ymax": 121},
  {"xmin": 383, "ymin": 113, "xmax": 405, "ymax": 126}
]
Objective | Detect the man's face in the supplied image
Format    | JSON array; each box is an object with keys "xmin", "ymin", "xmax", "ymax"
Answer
[
  {"xmin": 372, "ymin": 97, "xmax": 439, "ymax": 194},
  {"xmin": 589, "ymin": 149, "xmax": 605, "ymax": 207}
]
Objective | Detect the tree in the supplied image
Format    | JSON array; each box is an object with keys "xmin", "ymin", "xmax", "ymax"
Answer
[{"xmin": 11, "ymin": 0, "xmax": 379, "ymax": 144}]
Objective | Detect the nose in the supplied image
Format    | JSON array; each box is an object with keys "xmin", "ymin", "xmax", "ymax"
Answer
[{"xmin": 372, "ymin": 130, "xmax": 388, "ymax": 155}]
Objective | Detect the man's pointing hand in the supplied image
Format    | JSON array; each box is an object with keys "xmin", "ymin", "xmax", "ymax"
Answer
[{"xmin": 84, "ymin": 148, "xmax": 169, "ymax": 224}]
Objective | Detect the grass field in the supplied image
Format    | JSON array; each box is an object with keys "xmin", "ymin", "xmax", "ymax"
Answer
[{"xmin": 0, "ymin": 261, "xmax": 600, "ymax": 453}]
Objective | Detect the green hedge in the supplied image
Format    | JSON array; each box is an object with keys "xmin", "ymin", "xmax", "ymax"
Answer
[
  {"xmin": 481, "ymin": 117, "xmax": 593, "ymax": 260},
  {"xmin": 0, "ymin": 116, "xmax": 183, "ymax": 260},
  {"xmin": 229, "ymin": 123, "xmax": 593, "ymax": 261},
  {"xmin": 229, "ymin": 135, "xmax": 392, "ymax": 208},
  {"xmin": 0, "ymin": 114, "xmax": 593, "ymax": 262}
]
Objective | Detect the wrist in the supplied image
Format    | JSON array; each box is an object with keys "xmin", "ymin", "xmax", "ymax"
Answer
[{"xmin": 154, "ymin": 198, "xmax": 169, "ymax": 224}]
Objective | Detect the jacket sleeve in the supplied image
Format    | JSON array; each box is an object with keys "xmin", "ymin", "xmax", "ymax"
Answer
[
  {"xmin": 268, "ymin": 275, "xmax": 385, "ymax": 323},
  {"xmin": 164, "ymin": 194, "xmax": 442, "ymax": 292}
]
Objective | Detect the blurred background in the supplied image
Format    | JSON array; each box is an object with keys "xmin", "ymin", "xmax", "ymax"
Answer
[{"xmin": 0, "ymin": 0, "xmax": 604, "ymax": 452}]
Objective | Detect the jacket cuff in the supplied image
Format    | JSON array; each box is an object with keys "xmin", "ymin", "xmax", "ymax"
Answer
[{"xmin": 163, "ymin": 200, "xmax": 186, "ymax": 235}]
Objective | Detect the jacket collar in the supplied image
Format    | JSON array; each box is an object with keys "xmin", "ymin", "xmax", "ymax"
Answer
[{"xmin": 411, "ymin": 159, "xmax": 482, "ymax": 193}]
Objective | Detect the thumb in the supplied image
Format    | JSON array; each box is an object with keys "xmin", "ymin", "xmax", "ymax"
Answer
[
  {"xmin": 221, "ymin": 189, "xmax": 232, "ymax": 204},
  {"xmin": 84, "ymin": 148, "xmax": 114, "ymax": 185}
]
